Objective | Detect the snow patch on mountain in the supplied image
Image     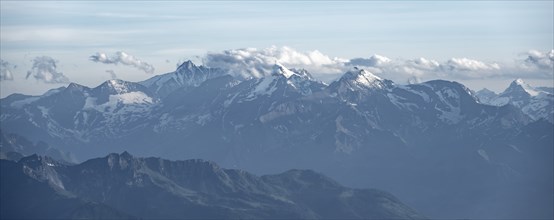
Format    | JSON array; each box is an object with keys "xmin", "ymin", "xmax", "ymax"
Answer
[
  {"xmin": 196, "ymin": 114, "xmax": 212, "ymax": 126},
  {"xmin": 435, "ymin": 88, "xmax": 463, "ymax": 124},
  {"xmin": 259, "ymin": 103, "xmax": 308, "ymax": 123},
  {"xmin": 354, "ymin": 69, "xmax": 383, "ymax": 88},
  {"xmin": 387, "ymin": 93, "xmax": 417, "ymax": 110},
  {"xmin": 153, "ymin": 113, "xmax": 171, "ymax": 133},
  {"xmin": 82, "ymin": 91, "xmax": 154, "ymax": 115},
  {"xmin": 399, "ymin": 85, "xmax": 431, "ymax": 103},
  {"xmin": 334, "ymin": 115, "xmax": 355, "ymax": 154},
  {"xmin": 114, "ymin": 92, "xmax": 153, "ymax": 105},
  {"xmin": 508, "ymin": 144, "xmax": 522, "ymax": 153},
  {"xmin": 489, "ymin": 97, "xmax": 509, "ymax": 106},
  {"xmin": 272, "ymin": 63, "xmax": 296, "ymax": 78},
  {"xmin": 246, "ymin": 76, "xmax": 279, "ymax": 100},
  {"xmin": 83, "ymin": 97, "xmax": 97, "ymax": 109},
  {"xmin": 37, "ymin": 106, "xmax": 49, "ymax": 118},
  {"xmin": 477, "ymin": 149, "xmax": 490, "ymax": 162},
  {"xmin": 10, "ymin": 97, "xmax": 40, "ymax": 108},
  {"xmin": 107, "ymin": 79, "xmax": 132, "ymax": 94},
  {"xmin": 437, "ymin": 106, "xmax": 462, "ymax": 124}
]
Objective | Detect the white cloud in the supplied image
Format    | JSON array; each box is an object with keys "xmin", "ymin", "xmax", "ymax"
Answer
[
  {"xmin": 25, "ymin": 56, "xmax": 70, "ymax": 83},
  {"xmin": 202, "ymin": 46, "xmax": 456, "ymax": 83},
  {"xmin": 90, "ymin": 51, "xmax": 155, "ymax": 74},
  {"xmin": 349, "ymin": 55, "xmax": 504, "ymax": 82},
  {"xmin": 203, "ymin": 46, "xmax": 347, "ymax": 79},
  {"xmin": 438, "ymin": 58, "xmax": 502, "ymax": 80},
  {"xmin": 390, "ymin": 57, "xmax": 441, "ymax": 82},
  {"xmin": 348, "ymin": 56, "xmax": 441, "ymax": 82},
  {"xmin": 1, "ymin": 59, "xmax": 15, "ymax": 81},
  {"xmin": 443, "ymin": 58, "xmax": 500, "ymax": 72},
  {"xmin": 521, "ymin": 49, "xmax": 554, "ymax": 71},
  {"xmin": 201, "ymin": 46, "xmax": 552, "ymax": 84},
  {"xmin": 348, "ymin": 54, "xmax": 392, "ymax": 67}
]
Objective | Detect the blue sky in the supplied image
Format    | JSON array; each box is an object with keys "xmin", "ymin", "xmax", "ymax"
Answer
[{"xmin": 1, "ymin": 1, "xmax": 553, "ymax": 97}]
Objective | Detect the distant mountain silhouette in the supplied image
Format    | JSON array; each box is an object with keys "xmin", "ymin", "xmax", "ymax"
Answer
[{"xmin": 1, "ymin": 153, "xmax": 424, "ymax": 219}]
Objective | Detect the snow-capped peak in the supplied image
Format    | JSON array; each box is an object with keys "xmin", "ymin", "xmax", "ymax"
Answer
[
  {"xmin": 328, "ymin": 68, "xmax": 391, "ymax": 96},
  {"xmin": 106, "ymin": 79, "xmax": 131, "ymax": 94},
  {"xmin": 289, "ymin": 68, "xmax": 314, "ymax": 80},
  {"xmin": 341, "ymin": 68, "xmax": 384, "ymax": 89},
  {"xmin": 85, "ymin": 80, "xmax": 155, "ymax": 113},
  {"xmin": 357, "ymin": 68, "xmax": 382, "ymax": 84},
  {"xmin": 245, "ymin": 63, "xmax": 318, "ymax": 100},
  {"xmin": 271, "ymin": 63, "xmax": 296, "ymax": 78},
  {"xmin": 505, "ymin": 78, "xmax": 541, "ymax": 97},
  {"xmin": 514, "ymin": 78, "xmax": 525, "ymax": 86},
  {"xmin": 93, "ymin": 79, "xmax": 154, "ymax": 100}
]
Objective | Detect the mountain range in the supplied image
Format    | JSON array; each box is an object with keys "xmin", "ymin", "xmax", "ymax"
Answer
[
  {"xmin": 0, "ymin": 152, "xmax": 424, "ymax": 219},
  {"xmin": 475, "ymin": 78, "xmax": 554, "ymax": 123},
  {"xmin": 1, "ymin": 61, "xmax": 552, "ymax": 218}
]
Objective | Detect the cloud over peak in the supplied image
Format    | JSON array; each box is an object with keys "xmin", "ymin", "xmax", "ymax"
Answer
[
  {"xmin": 90, "ymin": 51, "xmax": 155, "ymax": 74},
  {"xmin": 203, "ymin": 46, "xmax": 346, "ymax": 79},
  {"xmin": 202, "ymin": 46, "xmax": 536, "ymax": 82},
  {"xmin": 199, "ymin": 46, "xmax": 553, "ymax": 84},
  {"xmin": 344, "ymin": 54, "xmax": 503, "ymax": 82}
]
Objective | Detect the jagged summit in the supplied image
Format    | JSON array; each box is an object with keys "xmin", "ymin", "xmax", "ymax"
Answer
[
  {"xmin": 477, "ymin": 88, "xmax": 496, "ymax": 94},
  {"xmin": 329, "ymin": 68, "xmax": 392, "ymax": 94},
  {"xmin": 17, "ymin": 154, "xmax": 62, "ymax": 169},
  {"xmin": 342, "ymin": 68, "xmax": 384, "ymax": 87},
  {"xmin": 101, "ymin": 79, "xmax": 132, "ymax": 94},
  {"xmin": 66, "ymin": 82, "xmax": 89, "ymax": 91},
  {"xmin": 92, "ymin": 79, "xmax": 152, "ymax": 98},
  {"xmin": 120, "ymin": 151, "xmax": 133, "ymax": 158},
  {"xmin": 502, "ymin": 78, "xmax": 541, "ymax": 97},
  {"xmin": 513, "ymin": 78, "xmax": 526, "ymax": 86},
  {"xmin": 139, "ymin": 60, "xmax": 227, "ymax": 98},
  {"xmin": 60, "ymin": 83, "xmax": 92, "ymax": 98},
  {"xmin": 271, "ymin": 63, "xmax": 296, "ymax": 78},
  {"xmin": 289, "ymin": 68, "xmax": 314, "ymax": 80},
  {"xmin": 475, "ymin": 88, "xmax": 498, "ymax": 103},
  {"xmin": 176, "ymin": 60, "xmax": 196, "ymax": 70}
]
